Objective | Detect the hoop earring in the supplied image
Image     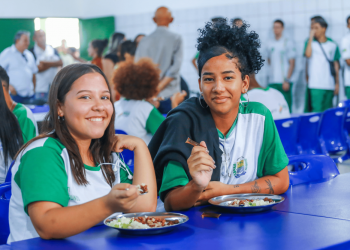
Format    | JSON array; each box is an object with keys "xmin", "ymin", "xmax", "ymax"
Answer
[
  {"xmin": 198, "ymin": 92, "xmax": 208, "ymax": 108},
  {"xmin": 240, "ymin": 91, "xmax": 249, "ymax": 107}
]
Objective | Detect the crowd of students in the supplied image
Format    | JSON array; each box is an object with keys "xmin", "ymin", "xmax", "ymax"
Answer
[{"xmin": 0, "ymin": 5, "xmax": 349, "ymax": 245}]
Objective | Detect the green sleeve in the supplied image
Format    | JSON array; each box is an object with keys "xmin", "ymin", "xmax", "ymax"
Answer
[
  {"xmin": 159, "ymin": 161, "xmax": 189, "ymax": 202},
  {"xmin": 14, "ymin": 147, "xmax": 69, "ymax": 215},
  {"xmin": 194, "ymin": 51, "xmax": 200, "ymax": 59},
  {"xmin": 334, "ymin": 45, "xmax": 341, "ymax": 61},
  {"xmin": 13, "ymin": 106, "xmax": 37, "ymax": 143},
  {"xmin": 257, "ymin": 110, "xmax": 289, "ymax": 177},
  {"xmin": 145, "ymin": 107, "xmax": 165, "ymax": 135},
  {"xmin": 120, "ymin": 160, "xmax": 133, "ymax": 184}
]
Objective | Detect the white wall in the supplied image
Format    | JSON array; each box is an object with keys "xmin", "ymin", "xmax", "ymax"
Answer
[{"xmin": 115, "ymin": 0, "xmax": 350, "ymax": 113}]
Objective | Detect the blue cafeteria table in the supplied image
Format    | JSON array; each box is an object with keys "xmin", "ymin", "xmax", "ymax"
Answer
[{"xmin": 7, "ymin": 173, "xmax": 350, "ymax": 250}]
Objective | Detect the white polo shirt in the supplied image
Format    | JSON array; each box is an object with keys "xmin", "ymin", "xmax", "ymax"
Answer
[
  {"xmin": 32, "ymin": 44, "xmax": 60, "ymax": 93},
  {"xmin": 248, "ymin": 87, "xmax": 290, "ymax": 120},
  {"xmin": 266, "ymin": 36, "xmax": 296, "ymax": 84},
  {"xmin": 341, "ymin": 32, "xmax": 350, "ymax": 87},
  {"xmin": 304, "ymin": 38, "xmax": 341, "ymax": 90},
  {"xmin": 0, "ymin": 45, "xmax": 38, "ymax": 97}
]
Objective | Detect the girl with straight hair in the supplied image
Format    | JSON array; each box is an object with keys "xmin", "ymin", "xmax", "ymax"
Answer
[{"xmin": 8, "ymin": 64, "xmax": 157, "ymax": 243}]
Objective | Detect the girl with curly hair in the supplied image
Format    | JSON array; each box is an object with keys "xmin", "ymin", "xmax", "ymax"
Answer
[
  {"xmin": 113, "ymin": 58, "xmax": 166, "ymax": 144},
  {"xmin": 149, "ymin": 21, "xmax": 290, "ymax": 211}
]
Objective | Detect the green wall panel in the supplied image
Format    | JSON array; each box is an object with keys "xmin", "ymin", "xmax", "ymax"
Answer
[
  {"xmin": 0, "ymin": 19, "xmax": 35, "ymax": 53},
  {"xmin": 79, "ymin": 16, "xmax": 115, "ymax": 60}
]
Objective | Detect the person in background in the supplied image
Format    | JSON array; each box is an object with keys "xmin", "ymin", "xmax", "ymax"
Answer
[
  {"xmin": 119, "ymin": 40, "xmax": 137, "ymax": 63},
  {"xmin": 113, "ymin": 58, "xmax": 166, "ymax": 145},
  {"xmin": 0, "ymin": 31, "xmax": 38, "ymax": 104},
  {"xmin": 341, "ymin": 16, "xmax": 350, "ymax": 99},
  {"xmin": 135, "ymin": 6, "xmax": 183, "ymax": 114},
  {"xmin": 7, "ymin": 64, "xmax": 157, "ymax": 244},
  {"xmin": 248, "ymin": 74, "xmax": 290, "ymax": 120},
  {"xmin": 149, "ymin": 21, "xmax": 289, "ymax": 212},
  {"xmin": 232, "ymin": 17, "xmax": 243, "ymax": 27},
  {"xmin": 134, "ymin": 34, "xmax": 145, "ymax": 46},
  {"xmin": 0, "ymin": 76, "xmax": 24, "ymax": 184},
  {"xmin": 0, "ymin": 66, "xmax": 38, "ymax": 144},
  {"xmin": 192, "ymin": 17, "xmax": 226, "ymax": 71},
  {"xmin": 304, "ymin": 16, "xmax": 340, "ymax": 112},
  {"xmin": 88, "ymin": 39, "xmax": 109, "ymax": 70},
  {"xmin": 103, "ymin": 33, "xmax": 125, "ymax": 89},
  {"xmin": 57, "ymin": 40, "xmax": 75, "ymax": 67},
  {"xmin": 266, "ymin": 20, "xmax": 296, "ymax": 112},
  {"xmin": 29, "ymin": 30, "xmax": 62, "ymax": 103}
]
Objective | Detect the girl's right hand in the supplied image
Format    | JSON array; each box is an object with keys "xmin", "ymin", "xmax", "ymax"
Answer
[
  {"xmin": 105, "ymin": 183, "xmax": 139, "ymax": 213},
  {"xmin": 187, "ymin": 141, "xmax": 216, "ymax": 190},
  {"xmin": 112, "ymin": 134, "xmax": 146, "ymax": 152}
]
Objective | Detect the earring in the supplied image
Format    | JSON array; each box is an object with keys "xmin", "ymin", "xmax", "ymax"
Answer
[
  {"xmin": 198, "ymin": 92, "xmax": 209, "ymax": 108},
  {"xmin": 240, "ymin": 91, "xmax": 249, "ymax": 107}
]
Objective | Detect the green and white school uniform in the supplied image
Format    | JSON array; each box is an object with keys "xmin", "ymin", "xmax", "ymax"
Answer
[
  {"xmin": 304, "ymin": 38, "xmax": 341, "ymax": 112},
  {"xmin": 8, "ymin": 137, "xmax": 133, "ymax": 244},
  {"xmin": 114, "ymin": 99, "xmax": 165, "ymax": 144},
  {"xmin": 13, "ymin": 103, "xmax": 38, "ymax": 143},
  {"xmin": 0, "ymin": 142, "xmax": 8, "ymax": 183},
  {"xmin": 266, "ymin": 36, "xmax": 296, "ymax": 111},
  {"xmin": 248, "ymin": 87, "xmax": 290, "ymax": 120},
  {"xmin": 341, "ymin": 32, "xmax": 350, "ymax": 99},
  {"xmin": 159, "ymin": 102, "xmax": 288, "ymax": 200}
]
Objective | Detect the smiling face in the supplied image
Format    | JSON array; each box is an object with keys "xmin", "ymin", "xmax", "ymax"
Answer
[
  {"xmin": 57, "ymin": 72, "xmax": 114, "ymax": 142},
  {"xmin": 198, "ymin": 54, "xmax": 249, "ymax": 116}
]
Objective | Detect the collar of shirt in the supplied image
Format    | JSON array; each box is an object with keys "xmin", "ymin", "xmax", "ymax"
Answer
[{"xmin": 156, "ymin": 26, "xmax": 168, "ymax": 31}]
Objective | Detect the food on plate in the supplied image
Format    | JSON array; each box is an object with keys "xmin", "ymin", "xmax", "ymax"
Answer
[
  {"xmin": 229, "ymin": 197, "xmax": 275, "ymax": 207},
  {"xmin": 137, "ymin": 183, "xmax": 148, "ymax": 194},
  {"xmin": 106, "ymin": 216, "xmax": 180, "ymax": 229},
  {"xmin": 201, "ymin": 212, "xmax": 221, "ymax": 219}
]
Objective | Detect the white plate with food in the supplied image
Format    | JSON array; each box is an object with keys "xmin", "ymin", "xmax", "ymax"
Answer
[
  {"xmin": 104, "ymin": 212, "xmax": 189, "ymax": 235},
  {"xmin": 208, "ymin": 194, "xmax": 285, "ymax": 213}
]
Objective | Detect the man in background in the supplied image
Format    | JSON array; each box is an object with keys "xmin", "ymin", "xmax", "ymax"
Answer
[
  {"xmin": 341, "ymin": 16, "xmax": 350, "ymax": 99},
  {"xmin": 304, "ymin": 16, "xmax": 340, "ymax": 112},
  {"xmin": 135, "ymin": 6, "xmax": 183, "ymax": 114},
  {"xmin": 266, "ymin": 19, "xmax": 296, "ymax": 112},
  {"xmin": 29, "ymin": 30, "xmax": 62, "ymax": 102},
  {"xmin": 0, "ymin": 31, "xmax": 38, "ymax": 104}
]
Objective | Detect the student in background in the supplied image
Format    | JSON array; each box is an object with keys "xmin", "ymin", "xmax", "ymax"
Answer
[
  {"xmin": 30, "ymin": 30, "xmax": 62, "ymax": 103},
  {"xmin": 266, "ymin": 20, "xmax": 295, "ymax": 112},
  {"xmin": 103, "ymin": 32, "xmax": 125, "ymax": 90},
  {"xmin": 0, "ymin": 31, "xmax": 38, "ymax": 104},
  {"xmin": 341, "ymin": 16, "xmax": 350, "ymax": 99},
  {"xmin": 0, "ymin": 66, "xmax": 38, "ymax": 144},
  {"xmin": 0, "ymin": 76, "xmax": 24, "ymax": 184},
  {"xmin": 248, "ymin": 74, "xmax": 290, "ymax": 120},
  {"xmin": 134, "ymin": 34, "xmax": 145, "ymax": 46},
  {"xmin": 304, "ymin": 16, "xmax": 340, "ymax": 112},
  {"xmin": 119, "ymin": 40, "xmax": 137, "ymax": 63},
  {"xmin": 88, "ymin": 39, "xmax": 109, "ymax": 70},
  {"xmin": 8, "ymin": 64, "xmax": 157, "ymax": 244}
]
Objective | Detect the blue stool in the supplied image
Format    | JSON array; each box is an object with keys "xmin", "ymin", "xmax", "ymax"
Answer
[
  {"xmin": 115, "ymin": 130, "xmax": 134, "ymax": 172},
  {"xmin": 288, "ymin": 155, "xmax": 339, "ymax": 186},
  {"xmin": 297, "ymin": 113, "xmax": 322, "ymax": 155},
  {"xmin": 338, "ymin": 100, "xmax": 350, "ymax": 108},
  {"xmin": 318, "ymin": 107, "xmax": 350, "ymax": 163},
  {"xmin": 275, "ymin": 117, "xmax": 300, "ymax": 156},
  {"xmin": 0, "ymin": 183, "xmax": 11, "ymax": 245}
]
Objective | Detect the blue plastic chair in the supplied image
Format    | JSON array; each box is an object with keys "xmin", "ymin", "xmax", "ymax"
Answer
[
  {"xmin": 296, "ymin": 113, "xmax": 322, "ymax": 155},
  {"xmin": 27, "ymin": 104, "xmax": 50, "ymax": 114},
  {"xmin": 288, "ymin": 155, "xmax": 339, "ymax": 186},
  {"xmin": 338, "ymin": 99, "xmax": 350, "ymax": 108},
  {"xmin": 0, "ymin": 183, "xmax": 11, "ymax": 245},
  {"xmin": 318, "ymin": 107, "xmax": 350, "ymax": 163},
  {"xmin": 115, "ymin": 130, "xmax": 134, "ymax": 172},
  {"xmin": 275, "ymin": 117, "xmax": 300, "ymax": 156},
  {"xmin": 5, "ymin": 160, "xmax": 15, "ymax": 183}
]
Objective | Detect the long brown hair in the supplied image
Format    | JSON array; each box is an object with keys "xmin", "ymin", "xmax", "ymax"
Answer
[{"xmin": 16, "ymin": 64, "xmax": 116, "ymax": 186}]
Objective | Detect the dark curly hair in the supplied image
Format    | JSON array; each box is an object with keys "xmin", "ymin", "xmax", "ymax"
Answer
[
  {"xmin": 196, "ymin": 20, "xmax": 264, "ymax": 80},
  {"xmin": 113, "ymin": 58, "xmax": 160, "ymax": 100}
]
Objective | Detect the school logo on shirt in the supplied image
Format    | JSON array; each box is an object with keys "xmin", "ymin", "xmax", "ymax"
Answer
[
  {"xmin": 118, "ymin": 111, "xmax": 130, "ymax": 117},
  {"xmin": 232, "ymin": 156, "xmax": 247, "ymax": 178},
  {"xmin": 68, "ymin": 187, "xmax": 80, "ymax": 202}
]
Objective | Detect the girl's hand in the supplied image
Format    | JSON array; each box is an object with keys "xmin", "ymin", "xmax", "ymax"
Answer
[
  {"xmin": 112, "ymin": 134, "xmax": 146, "ymax": 152},
  {"xmin": 194, "ymin": 181, "xmax": 229, "ymax": 206},
  {"xmin": 105, "ymin": 183, "xmax": 140, "ymax": 213},
  {"xmin": 187, "ymin": 141, "xmax": 215, "ymax": 190}
]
